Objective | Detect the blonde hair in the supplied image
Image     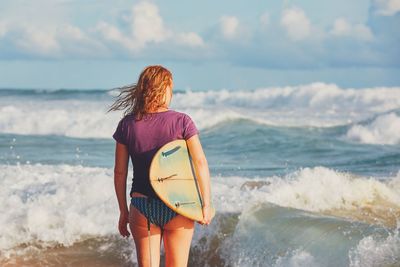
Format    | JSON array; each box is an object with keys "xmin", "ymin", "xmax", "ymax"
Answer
[{"xmin": 108, "ymin": 65, "xmax": 173, "ymax": 120}]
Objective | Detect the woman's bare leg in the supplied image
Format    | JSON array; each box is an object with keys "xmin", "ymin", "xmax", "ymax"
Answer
[
  {"xmin": 129, "ymin": 204, "xmax": 162, "ymax": 267},
  {"xmin": 163, "ymin": 215, "xmax": 195, "ymax": 267}
]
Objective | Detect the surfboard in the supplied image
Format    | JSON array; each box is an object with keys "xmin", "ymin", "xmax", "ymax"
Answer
[{"xmin": 149, "ymin": 139, "xmax": 215, "ymax": 222}]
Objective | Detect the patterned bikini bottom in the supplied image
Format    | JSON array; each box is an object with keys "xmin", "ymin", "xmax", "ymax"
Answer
[{"xmin": 130, "ymin": 196, "xmax": 178, "ymax": 229}]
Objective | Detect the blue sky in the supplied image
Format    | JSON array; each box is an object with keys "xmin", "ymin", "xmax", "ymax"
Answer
[{"xmin": 0, "ymin": 0, "xmax": 399, "ymax": 90}]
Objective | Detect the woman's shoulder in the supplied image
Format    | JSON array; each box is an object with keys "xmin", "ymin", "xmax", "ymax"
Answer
[
  {"xmin": 169, "ymin": 110, "xmax": 198, "ymax": 139},
  {"xmin": 168, "ymin": 110, "xmax": 197, "ymax": 130},
  {"xmin": 117, "ymin": 113, "xmax": 136, "ymax": 126}
]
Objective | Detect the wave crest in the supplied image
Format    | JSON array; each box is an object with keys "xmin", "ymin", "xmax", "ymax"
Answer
[
  {"xmin": 346, "ymin": 113, "xmax": 400, "ymax": 145},
  {"xmin": 1, "ymin": 83, "xmax": 400, "ymax": 138}
]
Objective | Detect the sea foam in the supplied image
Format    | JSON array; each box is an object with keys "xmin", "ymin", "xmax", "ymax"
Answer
[
  {"xmin": 349, "ymin": 230, "xmax": 400, "ymax": 267},
  {"xmin": 1, "ymin": 163, "xmax": 399, "ymax": 256},
  {"xmin": 0, "ymin": 164, "xmax": 117, "ymax": 254}
]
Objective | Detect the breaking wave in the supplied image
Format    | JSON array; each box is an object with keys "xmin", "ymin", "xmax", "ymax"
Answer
[{"xmin": 1, "ymin": 83, "xmax": 400, "ymax": 138}]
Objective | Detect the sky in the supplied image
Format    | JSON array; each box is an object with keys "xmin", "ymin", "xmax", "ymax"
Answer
[{"xmin": 0, "ymin": 0, "xmax": 399, "ymax": 90}]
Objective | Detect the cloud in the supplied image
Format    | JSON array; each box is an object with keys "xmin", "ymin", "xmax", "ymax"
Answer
[
  {"xmin": 95, "ymin": 21, "xmax": 135, "ymax": 51},
  {"xmin": 95, "ymin": 1, "xmax": 205, "ymax": 54},
  {"xmin": 220, "ymin": 16, "xmax": 239, "ymax": 39},
  {"xmin": 211, "ymin": 2, "xmax": 397, "ymax": 70},
  {"xmin": 0, "ymin": 1, "xmax": 205, "ymax": 59},
  {"xmin": 0, "ymin": 20, "xmax": 107, "ymax": 59},
  {"xmin": 95, "ymin": 2, "xmax": 171, "ymax": 52},
  {"xmin": 0, "ymin": 0, "xmax": 108, "ymax": 59},
  {"xmin": 15, "ymin": 26, "xmax": 60, "ymax": 56},
  {"xmin": 177, "ymin": 32, "xmax": 205, "ymax": 47},
  {"xmin": 58, "ymin": 24, "xmax": 109, "ymax": 57},
  {"xmin": 373, "ymin": 0, "xmax": 400, "ymax": 16},
  {"xmin": 0, "ymin": 21, "xmax": 61, "ymax": 58},
  {"xmin": 259, "ymin": 12, "xmax": 270, "ymax": 27},
  {"xmin": 0, "ymin": 21, "xmax": 8, "ymax": 38},
  {"xmin": 280, "ymin": 7, "xmax": 311, "ymax": 41},
  {"xmin": 330, "ymin": 18, "xmax": 373, "ymax": 41},
  {"xmin": 130, "ymin": 2, "xmax": 171, "ymax": 47}
]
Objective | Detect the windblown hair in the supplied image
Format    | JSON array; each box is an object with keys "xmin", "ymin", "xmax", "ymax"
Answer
[{"xmin": 108, "ymin": 65, "xmax": 173, "ymax": 120}]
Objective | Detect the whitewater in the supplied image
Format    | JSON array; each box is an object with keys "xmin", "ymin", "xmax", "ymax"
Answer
[{"xmin": 0, "ymin": 83, "xmax": 399, "ymax": 266}]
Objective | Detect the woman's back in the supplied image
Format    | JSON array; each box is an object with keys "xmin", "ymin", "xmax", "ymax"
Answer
[{"xmin": 113, "ymin": 110, "xmax": 198, "ymax": 198}]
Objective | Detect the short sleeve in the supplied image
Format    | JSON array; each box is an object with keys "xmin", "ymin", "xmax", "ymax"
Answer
[
  {"xmin": 182, "ymin": 114, "xmax": 199, "ymax": 140},
  {"xmin": 112, "ymin": 119, "xmax": 127, "ymax": 145}
]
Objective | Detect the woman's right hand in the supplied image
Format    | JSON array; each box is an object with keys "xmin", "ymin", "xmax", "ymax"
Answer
[
  {"xmin": 199, "ymin": 205, "xmax": 212, "ymax": 225},
  {"xmin": 118, "ymin": 211, "xmax": 131, "ymax": 238}
]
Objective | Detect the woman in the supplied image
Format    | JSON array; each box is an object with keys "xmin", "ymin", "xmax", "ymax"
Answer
[{"xmin": 109, "ymin": 65, "xmax": 213, "ymax": 267}]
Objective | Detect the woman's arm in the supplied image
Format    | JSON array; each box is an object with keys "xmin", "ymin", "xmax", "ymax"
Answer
[
  {"xmin": 186, "ymin": 134, "xmax": 212, "ymax": 224},
  {"xmin": 114, "ymin": 141, "xmax": 130, "ymax": 237}
]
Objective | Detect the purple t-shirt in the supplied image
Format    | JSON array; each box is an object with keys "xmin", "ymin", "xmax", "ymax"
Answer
[{"xmin": 112, "ymin": 110, "xmax": 199, "ymax": 198}]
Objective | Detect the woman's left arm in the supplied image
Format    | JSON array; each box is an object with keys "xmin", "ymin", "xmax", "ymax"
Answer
[{"xmin": 114, "ymin": 141, "xmax": 130, "ymax": 237}]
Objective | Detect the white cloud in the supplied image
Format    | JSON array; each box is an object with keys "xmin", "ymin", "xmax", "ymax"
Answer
[
  {"xmin": 131, "ymin": 1, "xmax": 171, "ymax": 47},
  {"xmin": 61, "ymin": 25, "xmax": 86, "ymax": 40},
  {"xmin": 0, "ymin": 1, "xmax": 206, "ymax": 59},
  {"xmin": 281, "ymin": 7, "xmax": 311, "ymax": 41},
  {"xmin": 95, "ymin": 1, "xmax": 205, "ymax": 53},
  {"xmin": 12, "ymin": 25, "xmax": 61, "ymax": 56},
  {"xmin": 0, "ymin": 1, "xmax": 107, "ymax": 58},
  {"xmin": 331, "ymin": 18, "xmax": 373, "ymax": 41},
  {"xmin": 374, "ymin": 0, "xmax": 400, "ymax": 16},
  {"xmin": 353, "ymin": 24, "xmax": 374, "ymax": 41},
  {"xmin": 260, "ymin": 12, "xmax": 270, "ymax": 27},
  {"xmin": 0, "ymin": 21, "xmax": 8, "ymax": 37},
  {"xmin": 220, "ymin": 16, "xmax": 239, "ymax": 39},
  {"xmin": 95, "ymin": 21, "xmax": 134, "ymax": 50},
  {"xmin": 95, "ymin": 2, "xmax": 170, "ymax": 52},
  {"xmin": 331, "ymin": 18, "xmax": 351, "ymax": 36},
  {"xmin": 57, "ymin": 24, "xmax": 109, "ymax": 57},
  {"xmin": 177, "ymin": 32, "xmax": 205, "ymax": 47},
  {"xmin": 0, "ymin": 20, "xmax": 107, "ymax": 58}
]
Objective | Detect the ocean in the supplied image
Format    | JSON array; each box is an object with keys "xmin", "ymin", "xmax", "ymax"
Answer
[{"xmin": 0, "ymin": 82, "xmax": 399, "ymax": 266}]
